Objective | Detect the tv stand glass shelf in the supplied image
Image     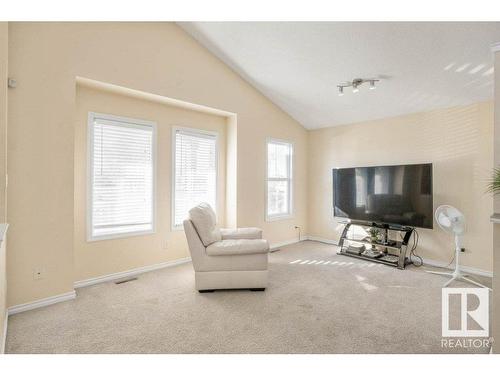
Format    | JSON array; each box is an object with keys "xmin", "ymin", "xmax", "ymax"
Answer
[{"xmin": 337, "ymin": 220, "xmax": 415, "ymax": 269}]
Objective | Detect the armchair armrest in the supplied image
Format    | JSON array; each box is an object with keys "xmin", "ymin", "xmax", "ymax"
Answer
[
  {"xmin": 220, "ymin": 227, "xmax": 263, "ymax": 240},
  {"xmin": 206, "ymin": 239, "xmax": 269, "ymax": 256}
]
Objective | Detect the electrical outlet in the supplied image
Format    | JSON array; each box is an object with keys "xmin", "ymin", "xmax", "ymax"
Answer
[
  {"xmin": 33, "ymin": 268, "xmax": 45, "ymax": 280},
  {"xmin": 294, "ymin": 226, "xmax": 302, "ymax": 241}
]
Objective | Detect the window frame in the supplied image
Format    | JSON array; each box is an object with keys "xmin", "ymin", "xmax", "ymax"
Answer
[
  {"xmin": 171, "ymin": 126, "xmax": 219, "ymax": 231},
  {"xmin": 87, "ymin": 112, "xmax": 157, "ymax": 242},
  {"xmin": 266, "ymin": 137, "xmax": 294, "ymax": 222}
]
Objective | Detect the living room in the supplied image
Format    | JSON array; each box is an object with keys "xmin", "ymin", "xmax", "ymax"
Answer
[{"xmin": 1, "ymin": 1, "xmax": 500, "ymax": 372}]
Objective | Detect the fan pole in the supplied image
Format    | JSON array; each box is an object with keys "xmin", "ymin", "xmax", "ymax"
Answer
[
  {"xmin": 446, "ymin": 234, "xmax": 463, "ymax": 286},
  {"xmin": 426, "ymin": 234, "xmax": 491, "ymax": 290}
]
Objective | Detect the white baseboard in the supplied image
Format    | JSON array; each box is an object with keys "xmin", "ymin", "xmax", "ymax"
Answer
[
  {"xmin": 1, "ymin": 312, "xmax": 7, "ymax": 354},
  {"xmin": 304, "ymin": 236, "xmax": 339, "ymax": 245},
  {"xmin": 74, "ymin": 257, "xmax": 192, "ymax": 289},
  {"xmin": 8, "ymin": 290, "xmax": 76, "ymax": 316},
  {"xmin": 422, "ymin": 258, "xmax": 492, "ymax": 278},
  {"xmin": 302, "ymin": 237, "xmax": 492, "ymax": 277},
  {"xmin": 269, "ymin": 238, "xmax": 303, "ymax": 251},
  {"xmin": 6, "ymin": 258, "xmax": 192, "ymax": 317},
  {"xmin": 269, "ymin": 236, "xmax": 338, "ymax": 251}
]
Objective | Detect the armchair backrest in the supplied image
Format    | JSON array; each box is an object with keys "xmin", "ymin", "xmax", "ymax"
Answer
[
  {"xmin": 183, "ymin": 219, "xmax": 207, "ymax": 271},
  {"xmin": 188, "ymin": 203, "xmax": 221, "ymax": 246}
]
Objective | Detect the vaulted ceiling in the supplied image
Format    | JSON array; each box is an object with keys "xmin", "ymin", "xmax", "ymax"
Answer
[{"xmin": 179, "ymin": 22, "xmax": 500, "ymax": 129}]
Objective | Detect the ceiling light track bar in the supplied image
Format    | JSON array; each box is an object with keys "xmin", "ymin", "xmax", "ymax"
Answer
[{"xmin": 338, "ymin": 78, "xmax": 380, "ymax": 96}]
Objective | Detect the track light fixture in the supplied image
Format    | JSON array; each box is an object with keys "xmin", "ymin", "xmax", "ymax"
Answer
[{"xmin": 338, "ymin": 78, "xmax": 379, "ymax": 96}]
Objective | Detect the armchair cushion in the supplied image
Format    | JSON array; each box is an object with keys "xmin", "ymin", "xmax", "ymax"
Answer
[
  {"xmin": 220, "ymin": 227, "xmax": 263, "ymax": 240},
  {"xmin": 206, "ymin": 239, "xmax": 269, "ymax": 256},
  {"xmin": 188, "ymin": 203, "xmax": 221, "ymax": 246}
]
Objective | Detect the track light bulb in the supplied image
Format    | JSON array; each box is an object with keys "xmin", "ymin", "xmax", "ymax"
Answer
[
  {"xmin": 338, "ymin": 86, "xmax": 344, "ymax": 96},
  {"xmin": 352, "ymin": 86, "xmax": 359, "ymax": 93},
  {"xmin": 369, "ymin": 81, "xmax": 376, "ymax": 90}
]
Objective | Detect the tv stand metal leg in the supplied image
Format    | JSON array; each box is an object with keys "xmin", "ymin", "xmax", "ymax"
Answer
[
  {"xmin": 338, "ymin": 223, "xmax": 351, "ymax": 249},
  {"xmin": 398, "ymin": 245, "xmax": 407, "ymax": 269}
]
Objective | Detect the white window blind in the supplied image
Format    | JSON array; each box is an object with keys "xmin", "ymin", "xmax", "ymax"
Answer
[
  {"xmin": 89, "ymin": 113, "xmax": 155, "ymax": 240},
  {"xmin": 266, "ymin": 139, "xmax": 293, "ymax": 220},
  {"xmin": 173, "ymin": 128, "xmax": 217, "ymax": 228}
]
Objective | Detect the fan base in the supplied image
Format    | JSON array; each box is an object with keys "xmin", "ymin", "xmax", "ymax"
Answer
[{"xmin": 426, "ymin": 270, "xmax": 491, "ymax": 290}]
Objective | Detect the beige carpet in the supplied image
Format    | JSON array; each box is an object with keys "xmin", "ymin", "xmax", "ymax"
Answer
[{"xmin": 5, "ymin": 240, "xmax": 492, "ymax": 354}]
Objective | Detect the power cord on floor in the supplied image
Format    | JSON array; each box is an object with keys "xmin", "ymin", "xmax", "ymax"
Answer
[
  {"xmin": 401, "ymin": 229, "xmax": 423, "ymax": 267},
  {"xmin": 409, "ymin": 229, "xmax": 423, "ymax": 267},
  {"xmin": 407, "ymin": 229, "xmax": 456, "ymax": 270}
]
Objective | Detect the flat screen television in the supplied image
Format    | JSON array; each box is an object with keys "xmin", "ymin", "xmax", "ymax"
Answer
[{"xmin": 333, "ymin": 163, "xmax": 433, "ymax": 229}]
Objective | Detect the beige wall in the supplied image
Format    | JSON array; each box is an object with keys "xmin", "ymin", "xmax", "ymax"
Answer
[
  {"xmin": 7, "ymin": 22, "xmax": 308, "ymax": 306},
  {"xmin": 0, "ymin": 22, "xmax": 7, "ymax": 353},
  {"xmin": 308, "ymin": 102, "xmax": 494, "ymax": 271},
  {"xmin": 493, "ymin": 49, "xmax": 500, "ymax": 353},
  {"xmin": 0, "ymin": 23, "xmax": 7, "ymax": 223},
  {"xmin": 74, "ymin": 85, "xmax": 227, "ymax": 281}
]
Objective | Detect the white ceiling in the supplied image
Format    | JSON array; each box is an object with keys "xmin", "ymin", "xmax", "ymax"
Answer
[{"xmin": 179, "ymin": 22, "xmax": 500, "ymax": 129}]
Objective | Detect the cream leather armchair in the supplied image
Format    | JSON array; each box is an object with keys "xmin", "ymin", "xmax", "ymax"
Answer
[{"xmin": 183, "ymin": 203, "xmax": 269, "ymax": 293}]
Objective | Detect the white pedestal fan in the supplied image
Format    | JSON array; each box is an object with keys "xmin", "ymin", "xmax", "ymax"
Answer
[{"xmin": 427, "ymin": 205, "xmax": 491, "ymax": 290}]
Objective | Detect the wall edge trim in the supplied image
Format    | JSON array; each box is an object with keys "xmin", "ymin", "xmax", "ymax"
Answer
[
  {"xmin": 269, "ymin": 238, "xmax": 305, "ymax": 251},
  {"xmin": 74, "ymin": 257, "xmax": 192, "ymax": 289},
  {"xmin": 302, "ymin": 237, "xmax": 492, "ymax": 277},
  {"xmin": 422, "ymin": 258, "xmax": 492, "ymax": 278},
  {"xmin": 304, "ymin": 236, "xmax": 339, "ymax": 245},
  {"xmin": 8, "ymin": 291, "xmax": 76, "ymax": 316}
]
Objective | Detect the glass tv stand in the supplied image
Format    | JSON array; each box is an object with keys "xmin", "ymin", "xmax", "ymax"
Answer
[{"xmin": 337, "ymin": 220, "xmax": 415, "ymax": 270}]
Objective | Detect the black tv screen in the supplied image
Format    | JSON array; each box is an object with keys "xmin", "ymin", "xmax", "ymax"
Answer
[{"xmin": 333, "ymin": 163, "xmax": 433, "ymax": 229}]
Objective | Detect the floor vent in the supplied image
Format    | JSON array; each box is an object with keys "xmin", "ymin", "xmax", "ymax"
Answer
[{"xmin": 115, "ymin": 277, "xmax": 138, "ymax": 285}]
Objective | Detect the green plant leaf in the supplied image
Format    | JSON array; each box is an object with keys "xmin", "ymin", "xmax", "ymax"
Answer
[{"xmin": 487, "ymin": 167, "xmax": 500, "ymax": 195}]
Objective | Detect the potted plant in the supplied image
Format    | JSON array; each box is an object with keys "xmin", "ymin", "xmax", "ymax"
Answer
[
  {"xmin": 487, "ymin": 167, "xmax": 500, "ymax": 195},
  {"xmin": 368, "ymin": 227, "xmax": 380, "ymax": 243},
  {"xmin": 363, "ymin": 227, "xmax": 382, "ymax": 257}
]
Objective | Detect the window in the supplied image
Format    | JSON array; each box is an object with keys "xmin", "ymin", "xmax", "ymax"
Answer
[
  {"xmin": 88, "ymin": 113, "xmax": 156, "ymax": 241},
  {"xmin": 266, "ymin": 139, "xmax": 293, "ymax": 221},
  {"xmin": 173, "ymin": 127, "xmax": 218, "ymax": 229}
]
